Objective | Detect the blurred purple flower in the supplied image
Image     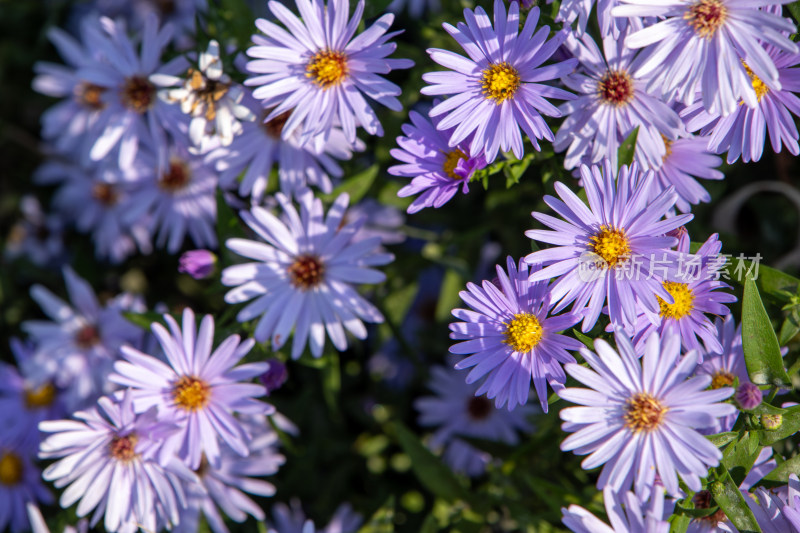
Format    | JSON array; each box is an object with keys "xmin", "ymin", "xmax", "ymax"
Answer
[
  {"xmin": 259, "ymin": 360, "xmax": 289, "ymax": 395},
  {"xmin": 178, "ymin": 250, "xmax": 217, "ymax": 279}
]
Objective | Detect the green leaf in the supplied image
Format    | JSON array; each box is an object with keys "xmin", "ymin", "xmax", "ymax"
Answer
[
  {"xmin": 357, "ymin": 496, "xmax": 395, "ymax": 533},
  {"xmin": 780, "ymin": 313, "xmax": 800, "ymax": 346},
  {"xmin": 789, "ymin": 2, "xmax": 800, "ymax": 26},
  {"xmin": 419, "ymin": 513, "xmax": 439, "ymax": 533},
  {"xmin": 733, "ymin": 262, "xmax": 800, "ymax": 304},
  {"xmin": 721, "ymin": 431, "xmax": 762, "ymax": 487},
  {"xmin": 122, "ymin": 311, "xmax": 165, "ymax": 331},
  {"xmin": 763, "ymin": 453, "xmax": 800, "ymax": 484},
  {"xmin": 435, "ymin": 269, "xmax": 466, "ymax": 323},
  {"xmin": 320, "ymin": 165, "xmax": 379, "ymax": 205},
  {"xmin": 617, "ymin": 127, "xmax": 639, "ymax": 169},
  {"xmin": 391, "ymin": 422, "xmax": 467, "ymax": 502},
  {"xmin": 742, "ymin": 275, "xmax": 791, "ymax": 387},
  {"xmin": 322, "ymin": 352, "xmax": 341, "ymax": 413},
  {"xmin": 710, "ymin": 465, "xmax": 761, "ymax": 533},
  {"xmin": 668, "ymin": 514, "xmax": 691, "ymax": 533},
  {"xmin": 707, "ymin": 431, "xmax": 739, "ymax": 448},
  {"xmin": 572, "ymin": 328, "xmax": 594, "ymax": 350},
  {"xmin": 756, "ymin": 404, "xmax": 800, "ymax": 446}
]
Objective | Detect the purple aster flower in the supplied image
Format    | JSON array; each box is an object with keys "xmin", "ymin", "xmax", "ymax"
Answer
[
  {"xmin": 421, "ymin": 0, "xmax": 577, "ymax": 163},
  {"xmin": 268, "ymin": 500, "xmax": 362, "ymax": 533},
  {"xmin": 629, "ymin": 232, "xmax": 735, "ymax": 356},
  {"xmin": 39, "ymin": 391, "xmax": 194, "ymax": 533},
  {"xmin": 109, "ymin": 308, "xmax": 272, "ymax": 470},
  {"xmin": 178, "ymin": 249, "xmax": 217, "ymax": 279},
  {"xmin": 210, "ymin": 91, "xmax": 362, "ymax": 202},
  {"xmin": 21, "ymin": 266, "xmax": 146, "ymax": 411},
  {"xmin": 387, "ymin": 0, "xmax": 440, "ymax": 18},
  {"xmin": 548, "ymin": 0, "xmax": 641, "ymax": 38},
  {"xmin": 122, "ymin": 143, "xmax": 218, "ymax": 253},
  {"xmin": 389, "ymin": 108, "xmax": 488, "ymax": 213},
  {"xmin": 558, "ymin": 329, "xmax": 736, "ymax": 497},
  {"xmin": 0, "ymin": 437, "xmax": 53, "ymax": 533},
  {"xmin": 612, "ymin": 0, "xmax": 799, "ymax": 117},
  {"xmin": 415, "ymin": 363, "xmax": 535, "ymax": 476},
  {"xmin": 35, "ymin": 159, "xmax": 153, "ymax": 263},
  {"xmin": 554, "ymin": 29, "xmax": 684, "ymax": 172},
  {"xmin": 746, "ymin": 476, "xmax": 800, "ymax": 533},
  {"xmin": 4, "ymin": 195, "xmax": 66, "ymax": 267},
  {"xmin": 783, "ymin": 474, "xmax": 800, "ymax": 532},
  {"xmin": 175, "ymin": 414, "xmax": 285, "ymax": 533},
  {"xmin": 449, "ymin": 256, "xmax": 583, "ymax": 412},
  {"xmin": 681, "ymin": 37, "xmax": 800, "ymax": 163},
  {"xmin": 221, "ymin": 189, "xmax": 393, "ymax": 358},
  {"xmin": 649, "ymin": 133, "xmax": 724, "ymax": 213},
  {"xmin": 694, "ymin": 314, "xmax": 749, "ymax": 434},
  {"xmin": 73, "ymin": 14, "xmax": 189, "ymax": 169},
  {"xmin": 245, "ymin": 0, "xmax": 413, "ymax": 145},
  {"xmin": 561, "ymin": 486, "xmax": 669, "ymax": 533},
  {"xmin": 32, "ymin": 18, "xmax": 107, "ymax": 164},
  {"xmin": 525, "ymin": 161, "xmax": 692, "ymax": 332}
]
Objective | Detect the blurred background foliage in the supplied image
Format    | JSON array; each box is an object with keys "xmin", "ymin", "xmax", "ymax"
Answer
[{"xmin": 2, "ymin": 0, "xmax": 800, "ymax": 532}]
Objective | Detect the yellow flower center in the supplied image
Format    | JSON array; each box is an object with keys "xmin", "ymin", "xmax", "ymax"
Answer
[
  {"xmin": 710, "ymin": 370, "xmax": 735, "ymax": 389},
  {"xmin": 685, "ymin": 0, "xmax": 728, "ymax": 39},
  {"xmin": 503, "ymin": 313, "xmax": 543, "ymax": 353},
  {"xmin": 623, "ymin": 392, "xmax": 667, "ymax": 433},
  {"xmin": 443, "ymin": 149, "xmax": 467, "ymax": 179},
  {"xmin": 481, "ymin": 62, "xmax": 521, "ymax": 104},
  {"xmin": 25, "ymin": 383, "xmax": 56, "ymax": 409},
  {"xmin": 0, "ymin": 452, "xmax": 23, "ymax": 486},
  {"xmin": 172, "ymin": 376, "xmax": 211, "ymax": 411},
  {"xmin": 109, "ymin": 434, "xmax": 138, "ymax": 463},
  {"xmin": 743, "ymin": 62, "xmax": 769, "ymax": 102},
  {"xmin": 306, "ymin": 50, "xmax": 348, "ymax": 89},
  {"xmin": 598, "ymin": 70, "xmax": 634, "ymax": 107},
  {"xmin": 657, "ymin": 282, "xmax": 695, "ymax": 320},
  {"xmin": 287, "ymin": 255, "xmax": 325, "ymax": 290},
  {"xmin": 589, "ymin": 225, "xmax": 631, "ymax": 268},
  {"xmin": 661, "ymin": 134, "xmax": 673, "ymax": 162}
]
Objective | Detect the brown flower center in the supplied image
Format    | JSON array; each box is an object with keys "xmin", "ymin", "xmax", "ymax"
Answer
[
  {"xmin": 159, "ymin": 159, "xmax": 191, "ymax": 192},
  {"xmin": 685, "ymin": 0, "xmax": 728, "ymax": 39},
  {"xmin": 74, "ymin": 324, "xmax": 101, "ymax": 348},
  {"xmin": 287, "ymin": 255, "xmax": 325, "ymax": 290},
  {"xmin": 598, "ymin": 70, "xmax": 634, "ymax": 107},
  {"xmin": 75, "ymin": 82, "xmax": 106, "ymax": 110},
  {"xmin": 172, "ymin": 376, "xmax": 211, "ymax": 411},
  {"xmin": 109, "ymin": 434, "xmax": 138, "ymax": 463},
  {"xmin": 121, "ymin": 75, "xmax": 156, "ymax": 113},
  {"xmin": 263, "ymin": 110, "xmax": 292, "ymax": 139},
  {"xmin": 467, "ymin": 396, "xmax": 493, "ymax": 420},
  {"xmin": 91, "ymin": 183, "xmax": 119, "ymax": 207},
  {"xmin": 623, "ymin": 392, "xmax": 667, "ymax": 433}
]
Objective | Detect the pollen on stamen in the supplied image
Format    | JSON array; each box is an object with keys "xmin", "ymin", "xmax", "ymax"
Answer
[
  {"xmin": 684, "ymin": 0, "xmax": 728, "ymax": 39},
  {"xmin": 742, "ymin": 62, "xmax": 770, "ymax": 102},
  {"xmin": 597, "ymin": 70, "xmax": 634, "ymax": 107},
  {"xmin": 187, "ymin": 68, "xmax": 230, "ymax": 121},
  {"xmin": 589, "ymin": 225, "xmax": 631, "ymax": 268},
  {"xmin": 623, "ymin": 392, "xmax": 668, "ymax": 433},
  {"xmin": 306, "ymin": 50, "xmax": 348, "ymax": 89},
  {"xmin": 710, "ymin": 370, "xmax": 735, "ymax": 390},
  {"xmin": 657, "ymin": 281, "xmax": 695, "ymax": 320},
  {"xmin": 481, "ymin": 62, "xmax": 521, "ymax": 104},
  {"xmin": 172, "ymin": 376, "xmax": 211, "ymax": 411},
  {"xmin": 503, "ymin": 313, "xmax": 543, "ymax": 353}
]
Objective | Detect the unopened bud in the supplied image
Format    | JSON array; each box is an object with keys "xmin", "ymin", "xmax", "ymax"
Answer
[
  {"xmin": 735, "ymin": 382, "xmax": 762, "ymax": 410},
  {"xmin": 259, "ymin": 359, "xmax": 288, "ymax": 395},
  {"xmin": 761, "ymin": 413, "xmax": 783, "ymax": 431},
  {"xmin": 178, "ymin": 250, "xmax": 217, "ymax": 279}
]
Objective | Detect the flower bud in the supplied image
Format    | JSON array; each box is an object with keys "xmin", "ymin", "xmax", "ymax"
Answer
[
  {"xmin": 735, "ymin": 382, "xmax": 762, "ymax": 410},
  {"xmin": 259, "ymin": 359, "xmax": 288, "ymax": 395},
  {"xmin": 761, "ymin": 413, "xmax": 783, "ymax": 431},
  {"xmin": 178, "ymin": 250, "xmax": 216, "ymax": 279}
]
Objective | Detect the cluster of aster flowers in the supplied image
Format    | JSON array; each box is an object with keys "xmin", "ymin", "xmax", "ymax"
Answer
[{"xmin": 7, "ymin": 0, "xmax": 800, "ymax": 531}]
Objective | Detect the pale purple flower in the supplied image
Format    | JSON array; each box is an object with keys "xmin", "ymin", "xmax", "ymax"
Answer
[
  {"xmin": 268, "ymin": 500, "xmax": 362, "ymax": 533},
  {"xmin": 175, "ymin": 415, "xmax": 285, "ymax": 533},
  {"xmin": 746, "ymin": 476, "xmax": 800, "ymax": 533},
  {"xmin": 554, "ymin": 29, "xmax": 684, "ymax": 171},
  {"xmin": 109, "ymin": 308, "xmax": 272, "ymax": 470},
  {"xmin": 0, "ymin": 437, "xmax": 52, "ymax": 533},
  {"xmin": 558, "ymin": 330, "xmax": 736, "ymax": 497},
  {"xmin": 4, "ymin": 195, "xmax": 66, "ymax": 267},
  {"xmin": 210, "ymin": 91, "xmax": 362, "ymax": 202},
  {"xmin": 259, "ymin": 360, "xmax": 288, "ymax": 395},
  {"xmin": 682, "ymin": 37, "xmax": 800, "ymax": 163},
  {"xmin": 450, "ymin": 257, "xmax": 583, "ymax": 412},
  {"xmin": 561, "ymin": 486, "xmax": 669, "ymax": 533},
  {"xmin": 122, "ymin": 143, "xmax": 218, "ymax": 253},
  {"xmin": 612, "ymin": 0, "xmax": 799, "ymax": 116},
  {"xmin": 629, "ymin": 232, "xmax": 735, "ymax": 356},
  {"xmin": 344, "ymin": 199, "xmax": 406, "ymax": 246},
  {"xmin": 415, "ymin": 363, "xmax": 535, "ymax": 476},
  {"xmin": 38, "ymin": 391, "xmax": 194, "ymax": 533},
  {"xmin": 221, "ymin": 189, "xmax": 393, "ymax": 358},
  {"xmin": 525, "ymin": 161, "xmax": 691, "ymax": 332},
  {"xmin": 390, "ymin": 109, "xmax": 487, "ymax": 213},
  {"xmin": 422, "ymin": 0, "xmax": 577, "ymax": 162},
  {"xmin": 245, "ymin": 0, "xmax": 413, "ymax": 145},
  {"xmin": 21, "ymin": 266, "xmax": 146, "ymax": 411}
]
